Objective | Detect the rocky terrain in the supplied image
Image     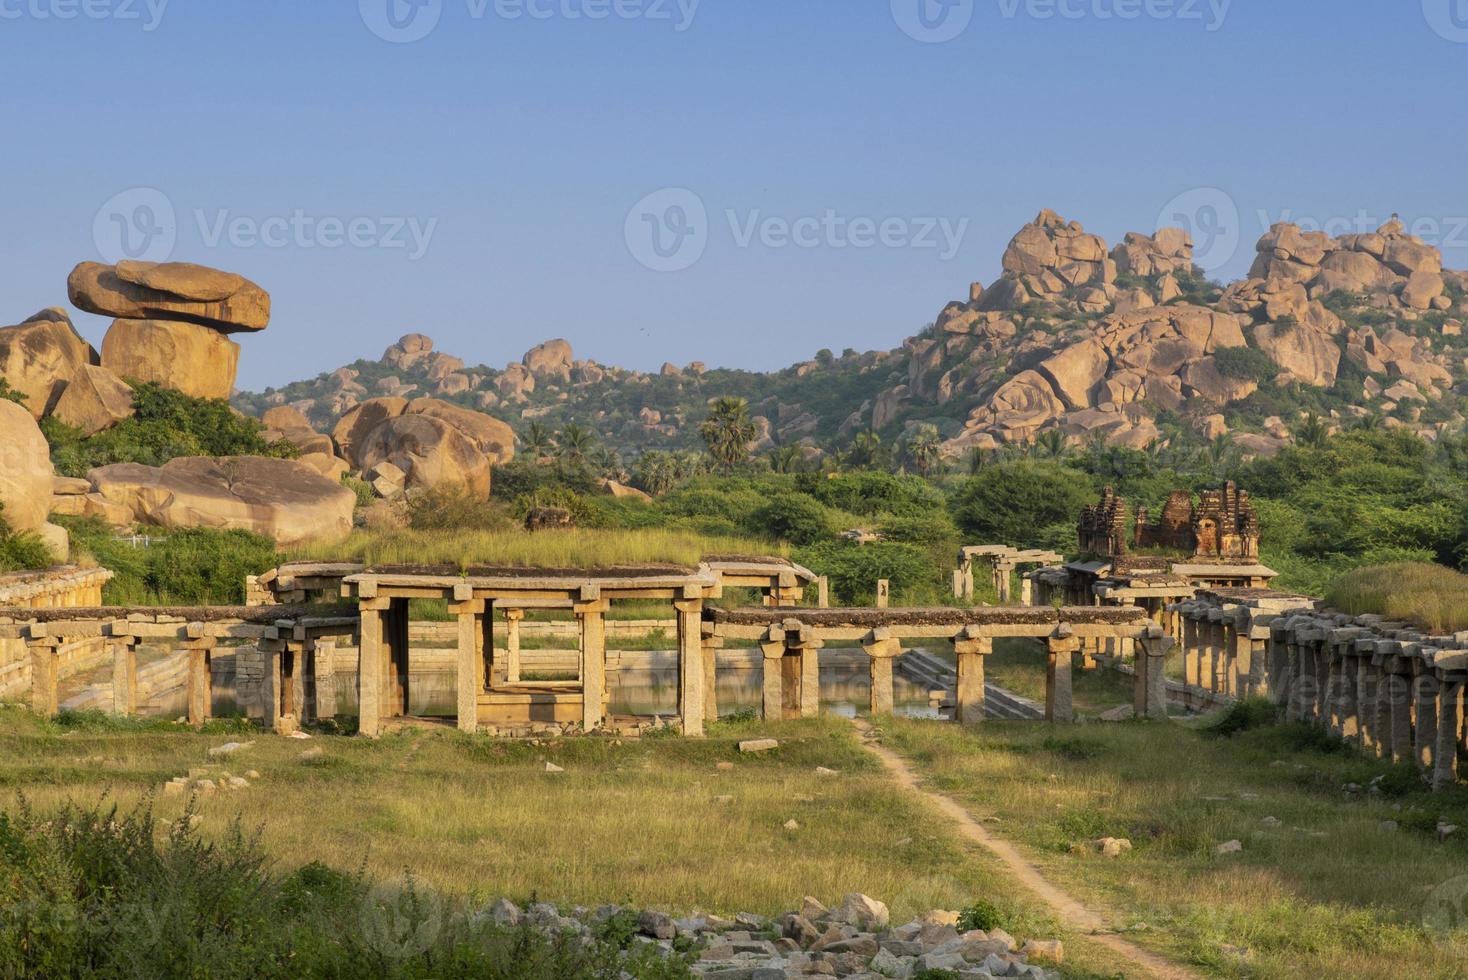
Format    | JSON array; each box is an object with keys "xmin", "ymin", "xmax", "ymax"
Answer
[{"xmin": 237, "ymin": 210, "xmax": 1468, "ymax": 462}]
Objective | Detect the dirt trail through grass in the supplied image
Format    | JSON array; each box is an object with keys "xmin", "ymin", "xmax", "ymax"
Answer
[{"xmin": 852, "ymin": 719, "xmax": 1200, "ymax": 980}]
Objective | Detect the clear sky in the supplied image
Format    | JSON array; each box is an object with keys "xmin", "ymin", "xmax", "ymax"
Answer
[{"xmin": 3, "ymin": 1, "xmax": 1467, "ymax": 390}]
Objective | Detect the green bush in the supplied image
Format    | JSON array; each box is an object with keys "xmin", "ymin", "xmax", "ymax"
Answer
[
  {"xmin": 793, "ymin": 541, "xmax": 933, "ymax": 604},
  {"xmin": 748, "ymin": 493, "xmax": 832, "ymax": 545},
  {"xmin": 877, "ymin": 510, "xmax": 959, "ymax": 548},
  {"xmin": 1213, "ymin": 345, "xmax": 1280, "ymax": 383},
  {"xmin": 956, "ymin": 899, "xmax": 1007, "ymax": 933},
  {"xmin": 406, "ymin": 484, "xmax": 511, "ymax": 531},
  {"xmin": 0, "ymin": 798, "xmax": 696, "ymax": 979},
  {"xmin": 43, "ymin": 382, "xmax": 297, "ymax": 478},
  {"xmin": 55, "ymin": 518, "xmax": 275, "ymax": 605},
  {"xmin": 950, "ymin": 461, "xmax": 1095, "ymax": 548},
  {"xmin": 0, "ymin": 505, "xmax": 55, "ymax": 572}
]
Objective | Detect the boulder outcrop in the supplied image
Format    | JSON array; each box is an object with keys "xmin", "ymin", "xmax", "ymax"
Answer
[
  {"xmin": 0, "ymin": 399, "xmax": 60, "ymax": 537},
  {"xmin": 51, "ymin": 364, "xmax": 136, "ymax": 436},
  {"xmin": 0, "ymin": 310, "xmax": 99, "ymax": 419},
  {"xmin": 88, "ymin": 456, "xmax": 354, "ymax": 545},
  {"xmin": 523, "ymin": 339, "xmax": 574, "ymax": 382},
  {"xmin": 355, "ymin": 414, "xmax": 492, "ymax": 497},
  {"xmin": 68, "ymin": 261, "xmax": 270, "ymax": 333},
  {"xmin": 100, "ymin": 318, "xmax": 240, "ymax": 400}
]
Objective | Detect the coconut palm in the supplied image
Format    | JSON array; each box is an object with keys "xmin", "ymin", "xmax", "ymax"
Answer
[
  {"xmin": 699, "ymin": 397, "xmax": 757, "ymax": 469},
  {"xmin": 845, "ymin": 430, "xmax": 890, "ymax": 471},
  {"xmin": 901, "ymin": 425, "xmax": 944, "ymax": 477},
  {"xmin": 768, "ymin": 444, "xmax": 805, "ymax": 474},
  {"xmin": 521, "ymin": 421, "xmax": 553, "ymax": 462},
  {"xmin": 1294, "ymin": 412, "xmax": 1330, "ymax": 448},
  {"xmin": 555, "ymin": 423, "xmax": 594, "ymax": 464}
]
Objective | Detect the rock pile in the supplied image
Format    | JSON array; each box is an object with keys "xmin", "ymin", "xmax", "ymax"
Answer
[
  {"xmin": 69, "ymin": 260, "xmax": 271, "ymax": 400},
  {"xmin": 333, "ymin": 395, "xmax": 515, "ymax": 498},
  {"xmin": 484, "ymin": 895, "xmax": 1063, "ymax": 980}
]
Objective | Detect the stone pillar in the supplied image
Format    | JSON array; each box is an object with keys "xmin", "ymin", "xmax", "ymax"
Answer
[
  {"xmin": 1231, "ymin": 618, "xmax": 1254, "ymax": 698},
  {"xmin": 110, "ymin": 635, "xmax": 138, "ymax": 717},
  {"xmin": 1020, "ymin": 576, "xmax": 1033, "ymax": 607},
  {"xmin": 995, "ymin": 563, "xmax": 1013, "ymax": 604},
  {"xmin": 861, "ymin": 628, "xmax": 903, "ymax": 717},
  {"xmin": 1434, "ymin": 679, "xmax": 1463, "ymax": 790},
  {"xmin": 576, "ymin": 597, "xmax": 609, "ymax": 732},
  {"xmin": 875, "ymin": 580, "xmax": 890, "ymax": 609},
  {"xmin": 1336, "ymin": 651, "xmax": 1359, "ymax": 741},
  {"xmin": 1414, "ymin": 668, "xmax": 1440, "ymax": 775},
  {"xmin": 1355, "ymin": 647, "xmax": 1377, "ymax": 755},
  {"xmin": 504, "ymin": 609, "xmax": 524, "ymax": 685},
  {"xmin": 313, "ymin": 639, "xmax": 338, "ymax": 721},
  {"xmin": 953, "ymin": 630, "xmax": 993, "ymax": 725},
  {"xmin": 1046, "ymin": 629, "xmax": 1080, "ymax": 724},
  {"xmin": 451, "ymin": 596, "xmax": 484, "ymax": 734},
  {"xmin": 262, "ymin": 639, "xmax": 296, "ymax": 735},
  {"xmin": 1135, "ymin": 627, "xmax": 1174, "ymax": 720},
  {"xmin": 817, "ymin": 577, "xmax": 829, "ymax": 609},
  {"xmin": 357, "ymin": 599, "xmax": 388, "ymax": 738},
  {"xmin": 27, "ymin": 637, "xmax": 59, "ymax": 719},
  {"xmin": 184, "ymin": 633, "xmax": 214, "ymax": 729},
  {"xmin": 759, "ymin": 630, "xmax": 785, "ymax": 721},
  {"xmin": 385, "ymin": 598, "xmax": 410, "ymax": 719},
  {"xmin": 700, "ymin": 624, "xmax": 722, "ymax": 726},
  {"xmin": 1283, "ymin": 635, "xmax": 1305, "ymax": 722},
  {"xmin": 675, "ymin": 597, "xmax": 705, "ymax": 736},
  {"xmin": 1183, "ymin": 616, "xmax": 1201, "ymax": 688},
  {"xmin": 1386, "ymin": 662, "xmax": 1414, "ymax": 765},
  {"xmin": 796, "ymin": 636, "xmax": 822, "ymax": 719},
  {"xmin": 1374, "ymin": 655, "xmax": 1394, "ymax": 760},
  {"xmin": 952, "ymin": 568, "xmax": 965, "ymax": 601}
]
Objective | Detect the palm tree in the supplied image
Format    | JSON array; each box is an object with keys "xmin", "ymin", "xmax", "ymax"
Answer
[
  {"xmin": 588, "ymin": 445, "xmax": 621, "ymax": 479},
  {"xmin": 632, "ymin": 451, "xmax": 676, "ymax": 495},
  {"xmin": 555, "ymin": 423, "xmax": 594, "ymax": 464},
  {"xmin": 846, "ymin": 430, "xmax": 890, "ymax": 471},
  {"xmin": 1032, "ymin": 428, "xmax": 1068, "ymax": 460},
  {"xmin": 521, "ymin": 421, "xmax": 553, "ymax": 462},
  {"xmin": 768, "ymin": 444, "xmax": 804, "ymax": 474},
  {"xmin": 901, "ymin": 424, "xmax": 944, "ymax": 477},
  {"xmin": 1294, "ymin": 412, "xmax": 1330, "ymax": 449},
  {"xmin": 699, "ymin": 397, "xmax": 757, "ymax": 469}
]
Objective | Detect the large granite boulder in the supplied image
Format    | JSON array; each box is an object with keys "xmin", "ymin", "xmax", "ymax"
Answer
[
  {"xmin": 0, "ymin": 309, "xmax": 99, "ymax": 418},
  {"xmin": 404, "ymin": 398, "xmax": 516, "ymax": 464},
  {"xmin": 355, "ymin": 414, "xmax": 492, "ymax": 497},
  {"xmin": 100, "ymin": 318, "xmax": 240, "ymax": 399},
  {"xmin": 523, "ymin": 339, "xmax": 573, "ymax": 382},
  {"xmin": 260, "ymin": 405, "xmax": 334, "ymax": 457},
  {"xmin": 68, "ymin": 261, "xmax": 270, "ymax": 333},
  {"xmin": 333, "ymin": 396, "xmax": 408, "ymax": 465},
  {"xmin": 51, "ymin": 364, "xmax": 135, "ymax": 435},
  {"xmin": 0, "ymin": 399, "xmax": 58, "ymax": 535},
  {"xmin": 88, "ymin": 456, "xmax": 354, "ymax": 546}
]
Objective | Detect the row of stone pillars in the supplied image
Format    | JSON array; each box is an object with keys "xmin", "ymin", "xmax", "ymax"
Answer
[
  {"xmin": 1169, "ymin": 601, "xmax": 1269, "ymax": 699},
  {"xmin": 25, "ymin": 625, "xmax": 216, "ymax": 727},
  {"xmin": 1267, "ymin": 616, "xmax": 1467, "ymax": 790}
]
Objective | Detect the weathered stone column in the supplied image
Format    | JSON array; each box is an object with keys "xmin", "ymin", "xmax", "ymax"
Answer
[
  {"xmin": 700, "ymin": 623, "xmax": 722, "ymax": 726},
  {"xmin": 1355, "ymin": 641, "xmax": 1377, "ymax": 755},
  {"xmin": 759, "ymin": 627, "xmax": 786, "ymax": 721},
  {"xmin": 1230, "ymin": 613, "xmax": 1254, "ymax": 698},
  {"xmin": 385, "ymin": 598, "xmax": 410, "ymax": 719},
  {"xmin": 503, "ymin": 608, "xmax": 524, "ymax": 685},
  {"xmin": 1385, "ymin": 656, "xmax": 1415, "ymax": 765},
  {"xmin": 794, "ymin": 634, "xmax": 823, "ymax": 719},
  {"xmin": 1135, "ymin": 627, "xmax": 1174, "ymax": 720},
  {"xmin": 1182, "ymin": 614, "xmax": 1201, "ymax": 688},
  {"xmin": 995, "ymin": 562, "xmax": 1014, "ymax": 604},
  {"xmin": 861, "ymin": 627, "xmax": 902, "ymax": 717},
  {"xmin": 816, "ymin": 576, "xmax": 829, "ymax": 609},
  {"xmin": 451, "ymin": 592, "xmax": 484, "ymax": 734},
  {"xmin": 313, "ymin": 638, "xmax": 338, "ymax": 721},
  {"xmin": 1413, "ymin": 665, "xmax": 1439, "ymax": 775},
  {"xmin": 576, "ymin": 595, "xmax": 609, "ymax": 732},
  {"xmin": 1267, "ymin": 622, "xmax": 1290, "ymax": 706},
  {"xmin": 109, "ymin": 631, "xmax": 138, "ymax": 717},
  {"xmin": 674, "ymin": 596, "xmax": 705, "ymax": 736},
  {"xmin": 1020, "ymin": 575, "xmax": 1033, "ymax": 607},
  {"xmin": 357, "ymin": 598, "xmax": 388, "ymax": 738},
  {"xmin": 953, "ymin": 628, "xmax": 992, "ymax": 726},
  {"xmin": 875, "ymin": 580, "xmax": 890, "ymax": 609},
  {"xmin": 1434, "ymin": 679, "xmax": 1463, "ymax": 790},
  {"xmin": 1046, "ymin": 627, "xmax": 1080, "ymax": 724},
  {"xmin": 27, "ymin": 634, "xmax": 59, "ymax": 719},
  {"xmin": 261, "ymin": 638, "xmax": 295, "ymax": 735},
  {"xmin": 1373, "ymin": 649, "xmax": 1395, "ymax": 760},
  {"xmin": 183, "ymin": 628, "xmax": 214, "ymax": 729}
]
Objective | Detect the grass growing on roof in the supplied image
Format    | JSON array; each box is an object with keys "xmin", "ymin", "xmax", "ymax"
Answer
[
  {"xmin": 1324, "ymin": 562, "xmax": 1468, "ymax": 632},
  {"xmin": 286, "ymin": 527, "xmax": 785, "ymax": 570}
]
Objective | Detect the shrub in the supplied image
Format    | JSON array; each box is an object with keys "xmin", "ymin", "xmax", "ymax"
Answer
[
  {"xmin": 43, "ymin": 382, "xmax": 297, "ymax": 478},
  {"xmin": 55, "ymin": 518, "xmax": 275, "ymax": 605},
  {"xmin": 876, "ymin": 510, "xmax": 959, "ymax": 548},
  {"xmin": 956, "ymin": 899, "xmax": 1006, "ymax": 932},
  {"xmin": 1207, "ymin": 697, "xmax": 1279, "ymax": 738},
  {"xmin": 793, "ymin": 541, "xmax": 932, "ymax": 604},
  {"xmin": 749, "ymin": 493, "xmax": 832, "ymax": 546},
  {"xmin": 0, "ymin": 378, "xmax": 26, "ymax": 405},
  {"xmin": 406, "ymin": 484, "xmax": 511, "ymax": 531},
  {"xmin": 1213, "ymin": 345, "xmax": 1280, "ymax": 383},
  {"xmin": 0, "ymin": 506, "xmax": 56, "ymax": 571},
  {"xmin": 806, "ymin": 471, "xmax": 944, "ymax": 518},
  {"xmin": 950, "ymin": 461, "xmax": 1095, "ymax": 547}
]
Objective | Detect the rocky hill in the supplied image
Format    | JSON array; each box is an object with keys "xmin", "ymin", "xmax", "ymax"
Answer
[{"xmin": 236, "ymin": 209, "xmax": 1468, "ymax": 461}]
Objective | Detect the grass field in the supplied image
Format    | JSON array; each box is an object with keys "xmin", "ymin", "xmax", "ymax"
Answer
[
  {"xmin": 882, "ymin": 710, "xmax": 1468, "ymax": 979},
  {"xmin": 287, "ymin": 528, "xmax": 786, "ymax": 570},
  {"xmin": 1324, "ymin": 562, "xmax": 1468, "ymax": 632}
]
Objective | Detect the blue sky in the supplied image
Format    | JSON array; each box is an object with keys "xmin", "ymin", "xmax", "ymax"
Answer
[{"xmin": 3, "ymin": 1, "xmax": 1467, "ymax": 390}]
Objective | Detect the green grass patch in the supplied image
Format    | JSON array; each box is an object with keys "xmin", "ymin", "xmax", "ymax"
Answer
[{"xmin": 1324, "ymin": 562, "xmax": 1468, "ymax": 632}]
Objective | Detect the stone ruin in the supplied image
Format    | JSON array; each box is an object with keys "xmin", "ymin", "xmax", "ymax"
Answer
[{"xmin": 1081, "ymin": 482, "xmax": 1261, "ymax": 561}]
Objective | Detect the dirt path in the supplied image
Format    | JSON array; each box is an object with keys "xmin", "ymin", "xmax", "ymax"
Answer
[{"xmin": 852, "ymin": 720, "xmax": 1201, "ymax": 980}]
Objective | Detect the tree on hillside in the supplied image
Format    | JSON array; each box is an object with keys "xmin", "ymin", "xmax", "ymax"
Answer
[
  {"xmin": 1031, "ymin": 428, "xmax": 1068, "ymax": 460},
  {"xmin": 1293, "ymin": 412, "xmax": 1330, "ymax": 449},
  {"xmin": 555, "ymin": 423, "xmax": 594, "ymax": 464},
  {"xmin": 950, "ymin": 460, "xmax": 1096, "ymax": 549},
  {"xmin": 845, "ymin": 431, "xmax": 890, "ymax": 471},
  {"xmin": 521, "ymin": 421, "xmax": 553, "ymax": 462},
  {"xmin": 768, "ymin": 444, "xmax": 805, "ymax": 474},
  {"xmin": 699, "ymin": 397, "xmax": 757, "ymax": 469},
  {"xmin": 900, "ymin": 425, "xmax": 944, "ymax": 477}
]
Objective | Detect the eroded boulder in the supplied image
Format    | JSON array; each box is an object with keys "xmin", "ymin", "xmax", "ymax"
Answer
[
  {"xmin": 356, "ymin": 414, "xmax": 492, "ymax": 496},
  {"xmin": 68, "ymin": 261, "xmax": 270, "ymax": 333},
  {"xmin": 0, "ymin": 399, "xmax": 58, "ymax": 534},
  {"xmin": 0, "ymin": 309, "xmax": 99, "ymax": 418},
  {"xmin": 100, "ymin": 319, "xmax": 240, "ymax": 400},
  {"xmin": 51, "ymin": 364, "xmax": 135, "ymax": 435}
]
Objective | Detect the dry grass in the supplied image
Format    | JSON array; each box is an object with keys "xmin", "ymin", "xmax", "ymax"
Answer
[
  {"xmin": 1324, "ymin": 562, "xmax": 1468, "ymax": 632},
  {"xmin": 287, "ymin": 528, "xmax": 785, "ymax": 571},
  {"xmin": 883, "ymin": 714, "xmax": 1468, "ymax": 979}
]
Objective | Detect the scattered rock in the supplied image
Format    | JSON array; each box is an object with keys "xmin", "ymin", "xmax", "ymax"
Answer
[
  {"xmin": 544, "ymin": 762, "xmax": 564, "ymax": 773},
  {"xmin": 737, "ymin": 739, "xmax": 779, "ymax": 754},
  {"xmin": 1216, "ymin": 840, "xmax": 1243, "ymax": 855}
]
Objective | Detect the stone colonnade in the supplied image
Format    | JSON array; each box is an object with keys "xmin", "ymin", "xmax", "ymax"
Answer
[
  {"xmin": 1175, "ymin": 594, "xmax": 1468, "ymax": 790},
  {"xmin": 955, "ymin": 547, "xmax": 1064, "ymax": 605},
  {"xmin": 0, "ymin": 567, "xmax": 112, "ymax": 609}
]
